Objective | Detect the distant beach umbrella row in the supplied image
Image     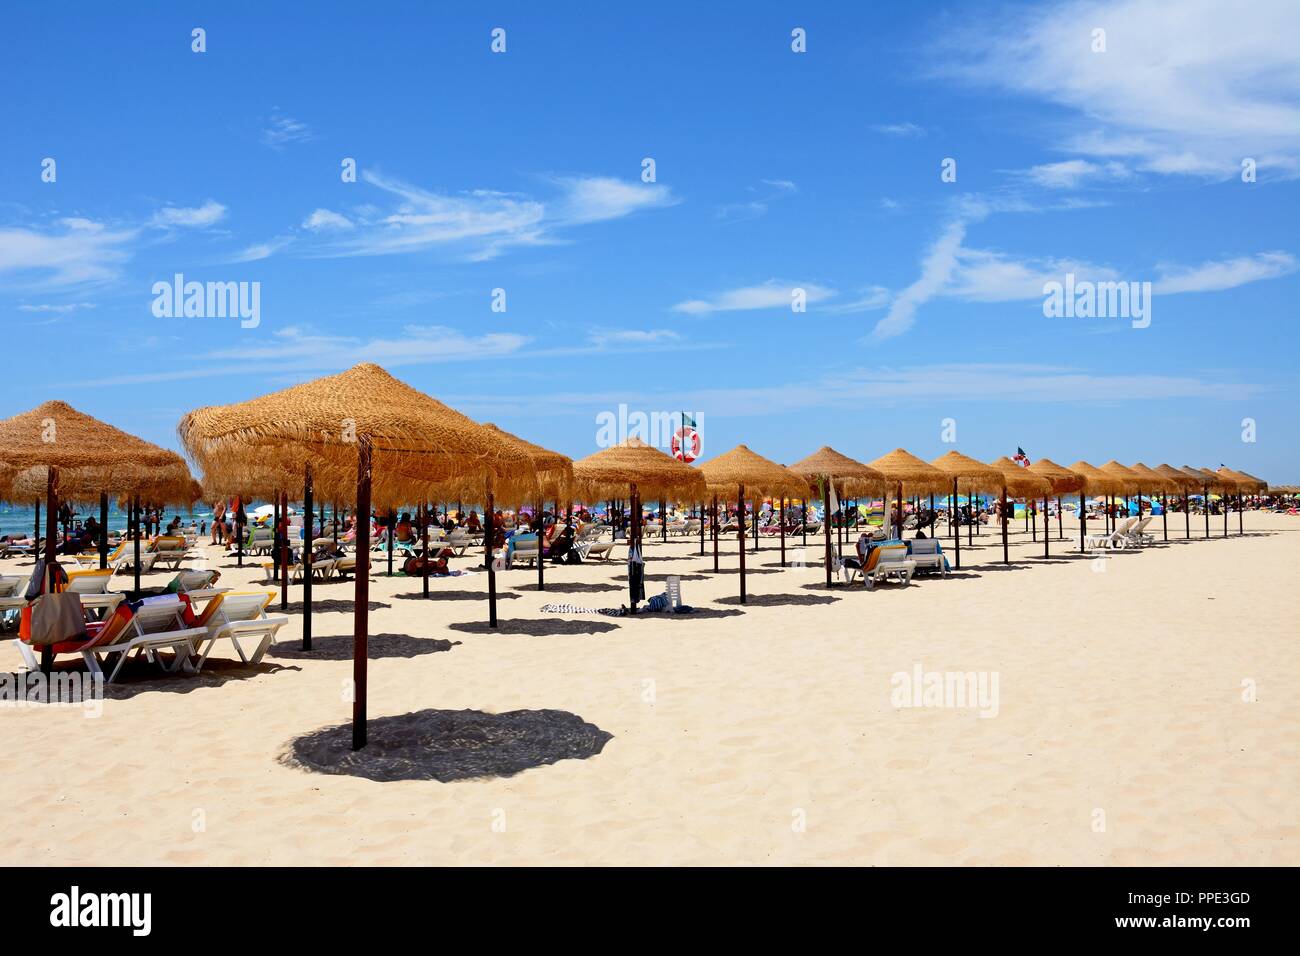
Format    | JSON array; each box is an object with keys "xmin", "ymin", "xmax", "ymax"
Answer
[{"xmin": 0, "ymin": 364, "xmax": 1275, "ymax": 752}]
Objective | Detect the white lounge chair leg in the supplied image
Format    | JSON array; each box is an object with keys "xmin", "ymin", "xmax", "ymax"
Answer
[{"xmin": 14, "ymin": 639, "xmax": 37, "ymax": 671}]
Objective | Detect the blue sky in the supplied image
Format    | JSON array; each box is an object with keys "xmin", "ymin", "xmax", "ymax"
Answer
[{"xmin": 2, "ymin": 0, "xmax": 1297, "ymax": 482}]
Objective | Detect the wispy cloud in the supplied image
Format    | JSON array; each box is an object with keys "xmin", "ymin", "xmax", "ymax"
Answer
[
  {"xmin": 871, "ymin": 219, "xmax": 970, "ymax": 339},
  {"xmin": 151, "ymin": 200, "xmax": 227, "ymax": 228},
  {"xmin": 229, "ymin": 237, "xmax": 293, "ymax": 262},
  {"xmin": 716, "ymin": 179, "xmax": 798, "ymax": 221},
  {"xmin": 934, "ymin": 0, "xmax": 1300, "ymax": 179},
  {"xmin": 0, "ymin": 218, "xmax": 139, "ymax": 288},
  {"xmin": 872, "ymin": 122, "xmax": 926, "ymax": 137},
  {"xmin": 586, "ymin": 328, "xmax": 682, "ymax": 347},
  {"xmin": 18, "ymin": 301, "xmax": 97, "ymax": 314},
  {"xmin": 301, "ymin": 208, "xmax": 353, "ymax": 231},
  {"xmin": 1154, "ymin": 252, "xmax": 1298, "ymax": 294},
  {"xmin": 261, "ymin": 110, "xmax": 314, "ymax": 149},
  {"xmin": 1024, "ymin": 159, "xmax": 1130, "ymax": 189},
  {"xmin": 673, "ymin": 280, "xmax": 836, "ymax": 315}
]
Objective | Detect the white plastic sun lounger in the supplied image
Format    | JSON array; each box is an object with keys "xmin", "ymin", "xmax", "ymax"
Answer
[
  {"xmin": 191, "ymin": 591, "xmax": 288, "ymax": 670},
  {"xmin": 85, "ymin": 599, "xmax": 209, "ymax": 682},
  {"xmin": 1085, "ymin": 516, "xmax": 1138, "ymax": 550},
  {"xmin": 908, "ymin": 538, "xmax": 947, "ymax": 576}
]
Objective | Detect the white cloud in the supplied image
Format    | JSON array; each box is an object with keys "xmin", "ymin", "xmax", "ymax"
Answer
[
  {"xmin": 552, "ymin": 175, "xmax": 677, "ymax": 224},
  {"xmin": 947, "ymin": 249, "xmax": 1118, "ymax": 301},
  {"xmin": 824, "ymin": 286, "xmax": 892, "ymax": 314},
  {"xmin": 717, "ymin": 179, "xmax": 798, "ymax": 221},
  {"xmin": 0, "ymin": 218, "xmax": 139, "ymax": 287},
  {"xmin": 18, "ymin": 301, "xmax": 97, "ymax": 314},
  {"xmin": 229, "ymin": 237, "xmax": 293, "ymax": 262},
  {"xmin": 302, "ymin": 208, "xmax": 353, "ymax": 231},
  {"xmin": 587, "ymin": 328, "xmax": 682, "ymax": 347},
  {"xmin": 935, "ymin": 0, "xmax": 1300, "ymax": 178},
  {"xmin": 151, "ymin": 200, "xmax": 227, "ymax": 228},
  {"xmin": 673, "ymin": 280, "xmax": 836, "ymax": 315},
  {"xmin": 1025, "ymin": 159, "xmax": 1130, "ymax": 189},
  {"xmin": 262, "ymin": 110, "xmax": 314, "ymax": 149},
  {"xmin": 1154, "ymin": 252, "xmax": 1298, "ymax": 294},
  {"xmin": 871, "ymin": 219, "xmax": 969, "ymax": 339},
  {"xmin": 872, "ymin": 122, "xmax": 926, "ymax": 137}
]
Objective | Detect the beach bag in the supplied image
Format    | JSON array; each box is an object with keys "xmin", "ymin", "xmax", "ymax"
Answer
[
  {"xmin": 22, "ymin": 592, "xmax": 87, "ymax": 647},
  {"xmin": 24, "ymin": 559, "xmax": 68, "ymax": 601}
]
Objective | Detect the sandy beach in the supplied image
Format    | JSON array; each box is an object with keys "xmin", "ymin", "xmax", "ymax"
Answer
[{"xmin": 1, "ymin": 511, "xmax": 1295, "ymax": 867}]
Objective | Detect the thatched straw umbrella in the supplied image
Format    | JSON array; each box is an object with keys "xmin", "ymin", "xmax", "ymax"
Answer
[
  {"xmin": 1212, "ymin": 467, "xmax": 1252, "ymax": 536},
  {"xmin": 787, "ymin": 447, "xmax": 886, "ymax": 586},
  {"xmin": 1153, "ymin": 464, "xmax": 1199, "ymax": 539},
  {"xmin": 1068, "ymin": 461, "xmax": 1126, "ymax": 545},
  {"xmin": 0, "ymin": 401, "xmax": 183, "ymax": 672},
  {"xmin": 697, "ymin": 445, "xmax": 807, "ymax": 603},
  {"xmin": 1026, "ymin": 458, "xmax": 1084, "ymax": 553},
  {"xmin": 929, "ymin": 452, "xmax": 1004, "ymax": 569},
  {"xmin": 986, "ymin": 457, "xmax": 1051, "ymax": 563},
  {"xmin": 866, "ymin": 450, "xmax": 949, "ymax": 548},
  {"xmin": 479, "ymin": 423, "xmax": 573, "ymax": 595},
  {"xmin": 571, "ymin": 437, "xmax": 705, "ymax": 612},
  {"xmin": 1218, "ymin": 467, "xmax": 1266, "ymax": 536},
  {"xmin": 1177, "ymin": 466, "xmax": 1223, "ymax": 538},
  {"xmin": 1126, "ymin": 463, "xmax": 1175, "ymax": 541},
  {"xmin": 180, "ymin": 362, "xmax": 535, "ymax": 750},
  {"xmin": 1098, "ymin": 461, "xmax": 1145, "ymax": 527}
]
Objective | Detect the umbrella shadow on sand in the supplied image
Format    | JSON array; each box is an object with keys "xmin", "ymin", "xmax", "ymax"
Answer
[
  {"xmin": 393, "ymin": 590, "xmax": 520, "ymax": 602},
  {"xmin": 280, "ymin": 708, "xmax": 613, "ymax": 783},
  {"xmin": 714, "ymin": 592, "xmax": 840, "ymax": 607},
  {"xmin": 512, "ymin": 582, "xmax": 623, "ymax": 594},
  {"xmin": 95, "ymin": 658, "xmax": 300, "ymax": 700},
  {"xmin": 269, "ymin": 633, "xmax": 460, "ymax": 661},
  {"xmin": 282, "ymin": 598, "xmax": 391, "ymax": 614},
  {"xmin": 448, "ymin": 618, "xmax": 621, "ymax": 637}
]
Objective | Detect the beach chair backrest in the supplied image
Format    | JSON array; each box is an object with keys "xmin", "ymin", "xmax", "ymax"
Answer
[
  {"xmin": 215, "ymin": 591, "xmax": 275, "ymax": 626},
  {"xmin": 65, "ymin": 569, "xmax": 115, "ymax": 594},
  {"xmin": 1115, "ymin": 517, "xmax": 1138, "ymax": 535},
  {"xmin": 874, "ymin": 545, "xmax": 908, "ymax": 568},
  {"xmin": 910, "ymin": 539, "xmax": 938, "ymax": 555},
  {"xmin": 1131, "ymin": 516, "xmax": 1153, "ymax": 533},
  {"xmin": 176, "ymin": 569, "xmax": 218, "ymax": 592},
  {"xmin": 132, "ymin": 600, "xmax": 187, "ymax": 634}
]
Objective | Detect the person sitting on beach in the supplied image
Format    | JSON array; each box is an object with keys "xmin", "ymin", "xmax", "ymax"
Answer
[
  {"xmin": 465, "ymin": 511, "xmax": 482, "ymax": 532},
  {"xmin": 547, "ymin": 524, "xmax": 576, "ymax": 563},
  {"xmin": 395, "ymin": 512, "xmax": 414, "ymax": 542},
  {"xmin": 842, "ymin": 533, "xmax": 873, "ymax": 572}
]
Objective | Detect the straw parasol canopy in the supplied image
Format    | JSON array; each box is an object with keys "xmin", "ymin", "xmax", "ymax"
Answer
[
  {"xmin": 1127, "ymin": 462, "xmax": 1175, "ymax": 494},
  {"xmin": 866, "ymin": 448, "xmax": 951, "ymax": 495},
  {"xmin": 1026, "ymin": 457, "xmax": 1085, "ymax": 495},
  {"xmin": 787, "ymin": 446, "xmax": 887, "ymax": 497},
  {"xmin": 1153, "ymin": 463, "xmax": 1200, "ymax": 493},
  {"xmin": 1098, "ymin": 460, "xmax": 1145, "ymax": 495},
  {"xmin": 1068, "ymin": 460, "xmax": 1126, "ymax": 496},
  {"xmin": 930, "ymin": 451, "xmax": 1005, "ymax": 493},
  {"xmin": 477, "ymin": 423, "xmax": 573, "ymax": 505},
  {"xmin": 1217, "ymin": 466, "xmax": 1266, "ymax": 492},
  {"xmin": 1180, "ymin": 466, "xmax": 1229, "ymax": 492},
  {"xmin": 697, "ymin": 445, "xmax": 809, "ymax": 498},
  {"xmin": 179, "ymin": 363, "xmax": 538, "ymax": 505},
  {"xmin": 987, "ymin": 457, "xmax": 1052, "ymax": 498},
  {"xmin": 0, "ymin": 401, "xmax": 182, "ymax": 504},
  {"xmin": 571, "ymin": 437, "xmax": 706, "ymax": 502}
]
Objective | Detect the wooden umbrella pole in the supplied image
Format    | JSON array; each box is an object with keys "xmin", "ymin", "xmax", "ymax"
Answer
[
  {"xmin": 386, "ymin": 508, "xmax": 395, "ymax": 576},
  {"xmin": 1031, "ymin": 498, "xmax": 1036, "ymax": 542},
  {"xmin": 738, "ymin": 483, "xmax": 747, "ymax": 604},
  {"xmin": 896, "ymin": 482, "xmax": 902, "ymax": 541},
  {"xmin": 1042, "ymin": 496, "xmax": 1049, "ymax": 558},
  {"xmin": 131, "ymin": 496, "xmax": 141, "ymax": 595},
  {"xmin": 779, "ymin": 495, "xmax": 786, "ymax": 567},
  {"xmin": 1203, "ymin": 486, "xmax": 1209, "ymax": 537},
  {"xmin": 280, "ymin": 491, "xmax": 290, "ymax": 611},
  {"xmin": 1079, "ymin": 491, "xmax": 1087, "ymax": 552},
  {"xmin": 536, "ymin": 500, "xmax": 545, "ymax": 592},
  {"xmin": 699, "ymin": 500, "xmax": 705, "ymax": 555},
  {"xmin": 822, "ymin": 480, "xmax": 833, "ymax": 587},
  {"xmin": 660, "ymin": 498, "xmax": 666, "ymax": 543},
  {"xmin": 712, "ymin": 495, "xmax": 719, "ymax": 572},
  {"xmin": 486, "ymin": 486, "xmax": 497, "ymax": 627},
  {"xmin": 302, "ymin": 464, "xmax": 313, "ymax": 652},
  {"xmin": 1238, "ymin": 493, "xmax": 1244, "ymax": 535},
  {"xmin": 753, "ymin": 496, "xmax": 759, "ymax": 553},
  {"xmin": 1057, "ymin": 496, "xmax": 1063, "ymax": 541},
  {"xmin": 40, "ymin": 468, "xmax": 59, "ymax": 674},
  {"xmin": 98, "ymin": 492, "xmax": 109, "ymax": 569},
  {"xmin": 952, "ymin": 478, "xmax": 961, "ymax": 570},
  {"xmin": 1161, "ymin": 493, "xmax": 1168, "ymax": 541},
  {"xmin": 1223, "ymin": 490, "xmax": 1228, "ymax": 537},
  {"xmin": 929, "ymin": 493, "xmax": 935, "ymax": 536},
  {"xmin": 1000, "ymin": 487, "xmax": 1009, "ymax": 564},
  {"xmin": 420, "ymin": 502, "xmax": 430, "ymax": 598},
  {"xmin": 1183, "ymin": 492, "xmax": 1189, "ymax": 539},
  {"xmin": 351, "ymin": 438, "xmax": 372, "ymax": 751},
  {"xmin": 34, "ymin": 499, "xmax": 40, "ymax": 559}
]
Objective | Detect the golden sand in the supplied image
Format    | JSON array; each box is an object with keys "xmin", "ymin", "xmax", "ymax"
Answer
[{"xmin": 2, "ymin": 512, "xmax": 1296, "ymax": 865}]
